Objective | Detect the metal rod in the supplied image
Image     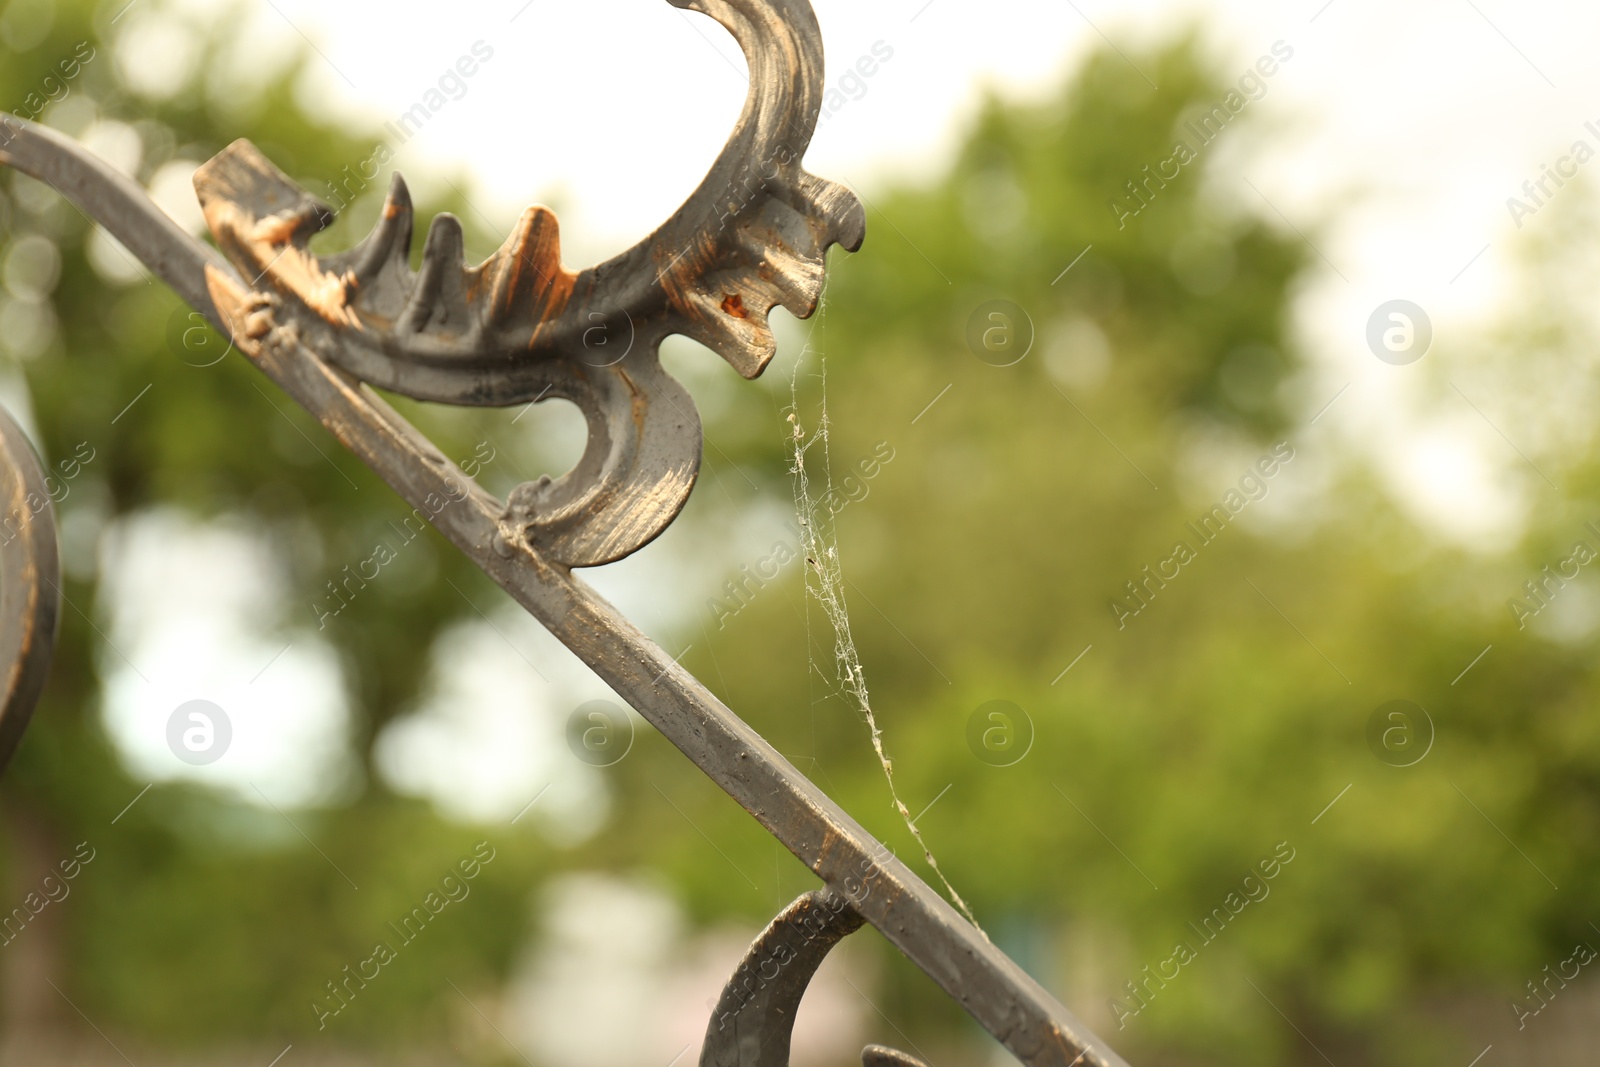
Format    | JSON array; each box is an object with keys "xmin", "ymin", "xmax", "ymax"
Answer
[
  {"xmin": 0, "ymin": 1, "xmax": 1132, "ymax": 1054},
  {"xmin": 199, "ymin": 263, "xmax": 1129, "ymax": 1067}
]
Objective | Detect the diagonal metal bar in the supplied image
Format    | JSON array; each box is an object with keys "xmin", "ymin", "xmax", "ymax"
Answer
[
  {"xmin": 0, "ymin": 1, "xmax": 1130, "ymax": 1062},
  {"xmin": 196, "ymin": 288, "xmax": 1128, "ymax": 1067}
]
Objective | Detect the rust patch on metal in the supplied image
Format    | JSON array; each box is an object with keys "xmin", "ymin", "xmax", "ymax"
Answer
[
  {"xmin": 201, "ymin": 190, "xmax": 361, "ymax": 332},
  {"xmin": 249, "ymin": 212, "xmax": 300, "ymax": 246},
  {"xmin": 478, "ymin": 205, "xmax": 576, "ymax": 342},
  {"xmin": 204, "ymin": 265, "xmax": 268, "ymax": 357}
]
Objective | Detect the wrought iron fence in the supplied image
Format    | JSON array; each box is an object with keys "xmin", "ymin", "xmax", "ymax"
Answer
[{"xmin": 0, "ymin": 1, "xmax": 1128, "ymax": 1065}]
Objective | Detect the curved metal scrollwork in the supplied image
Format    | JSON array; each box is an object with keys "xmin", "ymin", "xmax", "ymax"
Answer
[
  {"xmin": 0, "ymin": 1, "xmax": 1131, "ymax": 1065},
  {"xmin": 703, "ymin": 890, "xmax": 869, "ymax": 1067},
  {"xmin": 193, "ymin": 0, "xmax": 862, "ymax": 566},
  {"xmin": 702, "ymin": 888, "xmax": 942, "ymax": 1067},
  {"xmin": 0, "ymin": 404, "xmax": 59, "ymax": 777}
]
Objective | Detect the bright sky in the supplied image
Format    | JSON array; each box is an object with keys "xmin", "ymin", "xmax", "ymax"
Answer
[
  {"xmin": 148, "ymin": 0, "xmax": 1600, "ymax": 536},
  {"xmin": 93, "ymin": 0, "xmax": 1600, "ymax": 811},
  {"xmin": 188, "ymin": 0, "xmax": 1600, "ymax": 293}
]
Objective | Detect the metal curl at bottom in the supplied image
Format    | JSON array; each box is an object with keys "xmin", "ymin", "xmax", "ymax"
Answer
[
  {"xmin": 703, "ymin": 889, "xmax": 932, "ymax": 1067},
  {"xmin": 0, "ymin": 402, "xmax": 61, "ymax": 776}
]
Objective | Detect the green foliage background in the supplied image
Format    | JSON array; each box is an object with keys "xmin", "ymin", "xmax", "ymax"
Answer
[{"xmin": 1, "ymin": 1, "xmax": 1597, "ymax": 1065}]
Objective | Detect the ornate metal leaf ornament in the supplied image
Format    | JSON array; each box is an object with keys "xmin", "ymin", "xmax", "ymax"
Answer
[
  {"xmin": 0, "ymin": 3, "xmax": 1130, "ymax": 1066},
  {"xmin": 194, "ymin": 0, "xmax": 863, "ymax": 567}
]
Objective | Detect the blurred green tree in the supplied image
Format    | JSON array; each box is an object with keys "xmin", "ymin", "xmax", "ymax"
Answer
[{"xmin": 612, "ymin": 31, "xmax": 1600, "ymax": 1067}]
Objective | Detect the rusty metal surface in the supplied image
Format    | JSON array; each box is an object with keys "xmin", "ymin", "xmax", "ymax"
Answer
[
  {"xmin": 208, "ymin": 261, "xmax": 1130, "ymax": 1067},
  {"xmin": 701, "ymin": 889, "xmax": 869, "ymax": 1067},
  {"xmin": 0, "ymin": 403, "xmax": 59, "ymax": 777},
  {"xmin": 187, "ymin": 0, "xmax": 860, "ymax": 567},
  {"xmin": 0, "ymin": 1, "xmax": 1130, "ymax": 1065}
]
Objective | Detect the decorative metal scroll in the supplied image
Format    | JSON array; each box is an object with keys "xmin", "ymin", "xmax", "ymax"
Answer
[{"xmin": 0, "ymin": 2, "xmax": 1130, "ymax": 1065}]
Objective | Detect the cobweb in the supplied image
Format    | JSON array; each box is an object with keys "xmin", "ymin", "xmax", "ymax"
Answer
[{"xmin": 786, "ymin": 344, "xmax": 986, "ymax": 937}]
